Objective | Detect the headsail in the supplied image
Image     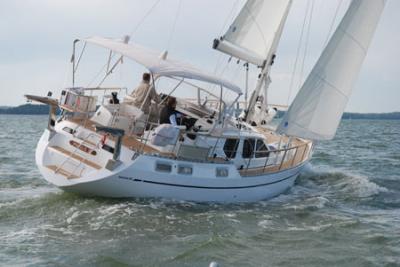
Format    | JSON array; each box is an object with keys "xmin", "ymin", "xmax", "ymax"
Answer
[
  {"xmin": 213, "ymin": 0, "xmax": 292, "ymax": 67},
  {"xmin": 277, "ymin": 0, "xmax": 386, "ymax": 140}
]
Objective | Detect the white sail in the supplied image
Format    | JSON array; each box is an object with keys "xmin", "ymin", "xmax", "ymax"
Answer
[
  {"xmin": 277, "ymin": 0, "xmax": 386, "ymax": 140},
  {"xmin": 213, "ymin": 0, "xmax": 292, "ymax": 66}
]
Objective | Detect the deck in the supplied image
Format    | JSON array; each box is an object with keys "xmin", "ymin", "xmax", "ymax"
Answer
[{"xmin": 66, "ymin": 117, "xmax": 312, "ymax": 176}]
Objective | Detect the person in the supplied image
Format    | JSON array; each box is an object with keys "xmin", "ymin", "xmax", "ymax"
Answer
[
  {"xmin": 130, "ymin": 73, "xmax": 160, "ymax": 113},
  {"xmin": 109, "ymin": 92, "xmax": 119, "ymax": 104},
  {"xmin": 159, "ymin": 97, "xmax": 182, "ymax": 126}
]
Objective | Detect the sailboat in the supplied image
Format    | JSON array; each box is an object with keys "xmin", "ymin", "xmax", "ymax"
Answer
[{"xmin": 26, "ymin": 0, "xmax": 385, "ymax": 202}]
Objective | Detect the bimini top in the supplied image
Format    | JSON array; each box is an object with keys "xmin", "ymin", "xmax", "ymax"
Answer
[{"xmin": 82, "ymin": 36, "xmax": 242, "ymax": 95}]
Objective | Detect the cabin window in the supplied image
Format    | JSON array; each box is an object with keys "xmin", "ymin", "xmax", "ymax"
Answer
[
  {"xmin": 155, "ymin": 162, "xmax": 172, "ymax": 173},
  {"xmin": 178, "ymin": 165, "xmax": 193, "ymax": 175},
  {"xmin": 223, "ymin": 139, "xmax": 239, "ymax": 159},
  {"xmin": 255, "ymin": 139, "xmax": 270, "ymax": 158},
  {"xmin": 216, "ymin": 167, "xmax": 229, "ymax": 177},
  {"xmin": 242, "ymin": 138, "xmax": 255, "ymax": 158}
]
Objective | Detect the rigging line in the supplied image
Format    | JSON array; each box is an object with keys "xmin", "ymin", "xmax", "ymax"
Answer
[
  {"xmin": 208, "ymin": 0, "xmax": 240, "ymax": 93},
  {"xmin": 324, "ymin": 0, "xmax": 343, "ymax": 48},
  {"xmin": 286, "ymin": 0, "xmax": 311, "ymax": 105},
  {"xmin": 209, "ymin": 60, "xmax": 231, "ymax": 93},
  {"xmin": 212, "ymin": 0, "xmax": 241, "ymax": 75},
  {"xmin": 223, "ymin": 62, "xmax": 242, "ymax": 99},
  {"xmin": 128, "ymin": 0, "xmax": 162, "ymax": 39},
  {"xmin": 219, "ymin": 0, "xmax": 241, "ymax": 37},
  {"xmin": 298, "ymin": 0, "xmax": 315, "ymax": 88},
  {"xmin": 74, "ymin": 42, "xmax": 87, "ymax": 74},
  {"xmin": 87, "ymin": 59, "xmax": 114, "ymax": 87},
  {"xmin": 86, "ymin": 1, "xmax": 161, "ymax": 88},
  {"xmin": 167, "ymin": 0, "xmax": 182, "ymax": 51}
]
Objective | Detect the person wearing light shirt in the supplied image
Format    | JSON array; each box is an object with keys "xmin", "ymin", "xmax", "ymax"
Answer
[{"xmin": 129, "ymin": 73, "xmax": 160, "ymax": 113}]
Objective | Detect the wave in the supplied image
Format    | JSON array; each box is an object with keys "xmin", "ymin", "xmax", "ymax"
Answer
[{"xmin": 301, "ymin": 164, "xmax": 386, "ymax": 193}]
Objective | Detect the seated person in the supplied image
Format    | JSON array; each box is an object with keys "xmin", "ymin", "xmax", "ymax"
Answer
[
  {"xmin": 109, "ymin": 92, "xmax": 120, "ymax": 104},
  {"xmin": 129, "ymin": 73, "xmax": 160, "ymax": 113},
  {"xmin": 159, "ymin": 97, "xmax": 182, "ymax": 126}
]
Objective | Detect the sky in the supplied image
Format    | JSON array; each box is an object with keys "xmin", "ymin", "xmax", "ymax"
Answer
[{"xmin": 0, "ymin": 0, "xmax": 399, "ymax": 113}]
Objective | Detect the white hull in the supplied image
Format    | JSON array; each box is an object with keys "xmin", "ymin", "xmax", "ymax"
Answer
[
  {"xmin": 36, "ymin": 127, "xmax": 308, "ymax": 202},
  {"xmin": 60, "ymin": 161, "xmax": 304, "ymax": 202}
]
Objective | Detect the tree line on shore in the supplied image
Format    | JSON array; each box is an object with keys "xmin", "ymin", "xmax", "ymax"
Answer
[{"xmin": 1, "ymin": 104, "xmax": 399, "ymax": 120}]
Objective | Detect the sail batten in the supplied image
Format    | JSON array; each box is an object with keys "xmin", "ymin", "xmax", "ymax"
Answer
[{"xmin": 277, "ymin": 0, "xmax": 386, "ymax": 141}]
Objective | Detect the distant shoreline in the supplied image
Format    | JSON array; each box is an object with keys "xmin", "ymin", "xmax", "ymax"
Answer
[{"xmin": 1, "ymin": 104, "xmax": 399, "ymax": 120}]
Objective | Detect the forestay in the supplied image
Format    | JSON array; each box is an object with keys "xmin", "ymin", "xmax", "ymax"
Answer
[
  {"xmin": 213, "ymin": 0, "xmax": 292, "ymax": 66},
  {"xmin": 83, "ymin": 36, "xmax": 242, "ymax": 95},
  {"xmin": 277, "ymin": 0, "xmax": 386, "ymax": 140}
]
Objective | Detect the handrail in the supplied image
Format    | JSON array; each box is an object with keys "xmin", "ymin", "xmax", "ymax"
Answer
[
  {"xmin": 82, "ymin": 87, "xmax": 128, "ymax": 92},
  {"xmin": 241, "ymin": 141, "xmax": 313, "ymax": 176},
  {"xmin": 124, "ymin": 114, "xmax": 313, "ymax": 173}
]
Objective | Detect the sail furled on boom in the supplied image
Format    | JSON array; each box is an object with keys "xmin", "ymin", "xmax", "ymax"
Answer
[
  {"xmin": 213, "ymin": 0, "xmax": 292, "ymax": 67},
  {"xmin": 277, "ymin": 0, "xmax": 386, "ymax": 141}
]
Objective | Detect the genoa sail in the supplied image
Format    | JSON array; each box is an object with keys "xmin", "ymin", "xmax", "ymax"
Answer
[
  {"xmin": 213, "ymin": 0, "xmax": 292, "ymax": 67},
  {"xmin": 277, "ymin": 0, "xmax": 386, "ymax": 140}
]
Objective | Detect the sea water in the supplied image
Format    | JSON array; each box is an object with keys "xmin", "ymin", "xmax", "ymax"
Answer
[{"xmin": 0, "ymin": 115, "xmax": 399, "ymax": 266}]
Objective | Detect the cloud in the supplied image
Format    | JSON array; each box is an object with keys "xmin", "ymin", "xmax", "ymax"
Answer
[{"xmin": 0, "ymin": 0, "xmax": 398, "ymax": 112}]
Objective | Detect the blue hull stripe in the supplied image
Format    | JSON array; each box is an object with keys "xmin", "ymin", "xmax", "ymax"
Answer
[{"xmin": 118, "ymin": 172, "xmax": 298, "ymax": 190}]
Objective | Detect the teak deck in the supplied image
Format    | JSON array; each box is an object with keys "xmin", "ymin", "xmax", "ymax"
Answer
[{"xmin": 49, "ymin": 145, "xmax": 102, "ymax": 169}]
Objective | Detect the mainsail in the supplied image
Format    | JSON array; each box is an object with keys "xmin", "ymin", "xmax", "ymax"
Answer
[
  {"xmin": 213, "ymin": 0, "xmax": 292, "ymax": 125},
  {"xmin": 213, "ymin": 0, "xmax": 292, "ymax": 67},
  {"xmin": 277, "ymin": 0, "xmax": 386, "ymax": 140}
]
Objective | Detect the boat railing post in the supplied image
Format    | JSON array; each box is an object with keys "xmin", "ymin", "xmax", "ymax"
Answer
[
  {"xmin": 290, "ymin": 146, "xmax": 299, "ymax": 167},
  {"xmin": 245, "ymin": 156, "xmax": 252, "ymax": 176},
  {"xmin": 210, "ymin": 135, "xmax": 221, "ymax": 162},
  {"xmin": 138, "ymin": 117, "xmax": 146, "ymax": 148},
  {"xmin": 140, "ymin": 105, "xmax": 153, "ymax": 153},
  {"xmin": 262, "ymin": 152, "xmax": 270, "ymax": 172},
  {"xmin": 278, "ymin": 148, "xmax": 288, "ymax": 170},
  {"xmin": 279, "ymin": 136, "xmax": 293, "ymax": 170},
  {"xmin": 171, "ymin": 128, "xmax": 181, "ymax": 156},
  {"xmin": 300, "ymin": 142, "xmax": 308, "ymax": 163}
]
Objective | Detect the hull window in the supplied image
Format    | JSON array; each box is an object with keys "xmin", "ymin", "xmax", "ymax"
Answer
[
  {"xmin": 216, "ymin": 167, "xmax": 229, "ymax": 177},
  {"xmin": 178, "ymin": 165, "xmax": 193, "ymax": 175},
  {"xmin": 155, "ymin": 162, "xmax": 172, "ymax": 173}
]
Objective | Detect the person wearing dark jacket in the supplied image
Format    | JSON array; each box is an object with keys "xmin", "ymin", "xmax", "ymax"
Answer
[{"xmin": 159, "ymin": 97, "xmax": 181, "ymax": 125}]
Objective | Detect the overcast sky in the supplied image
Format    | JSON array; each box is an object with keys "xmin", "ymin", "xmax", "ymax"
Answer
[{"xmin": 0, "ymin": 0, "xmax": 399, "ymax": 112}]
